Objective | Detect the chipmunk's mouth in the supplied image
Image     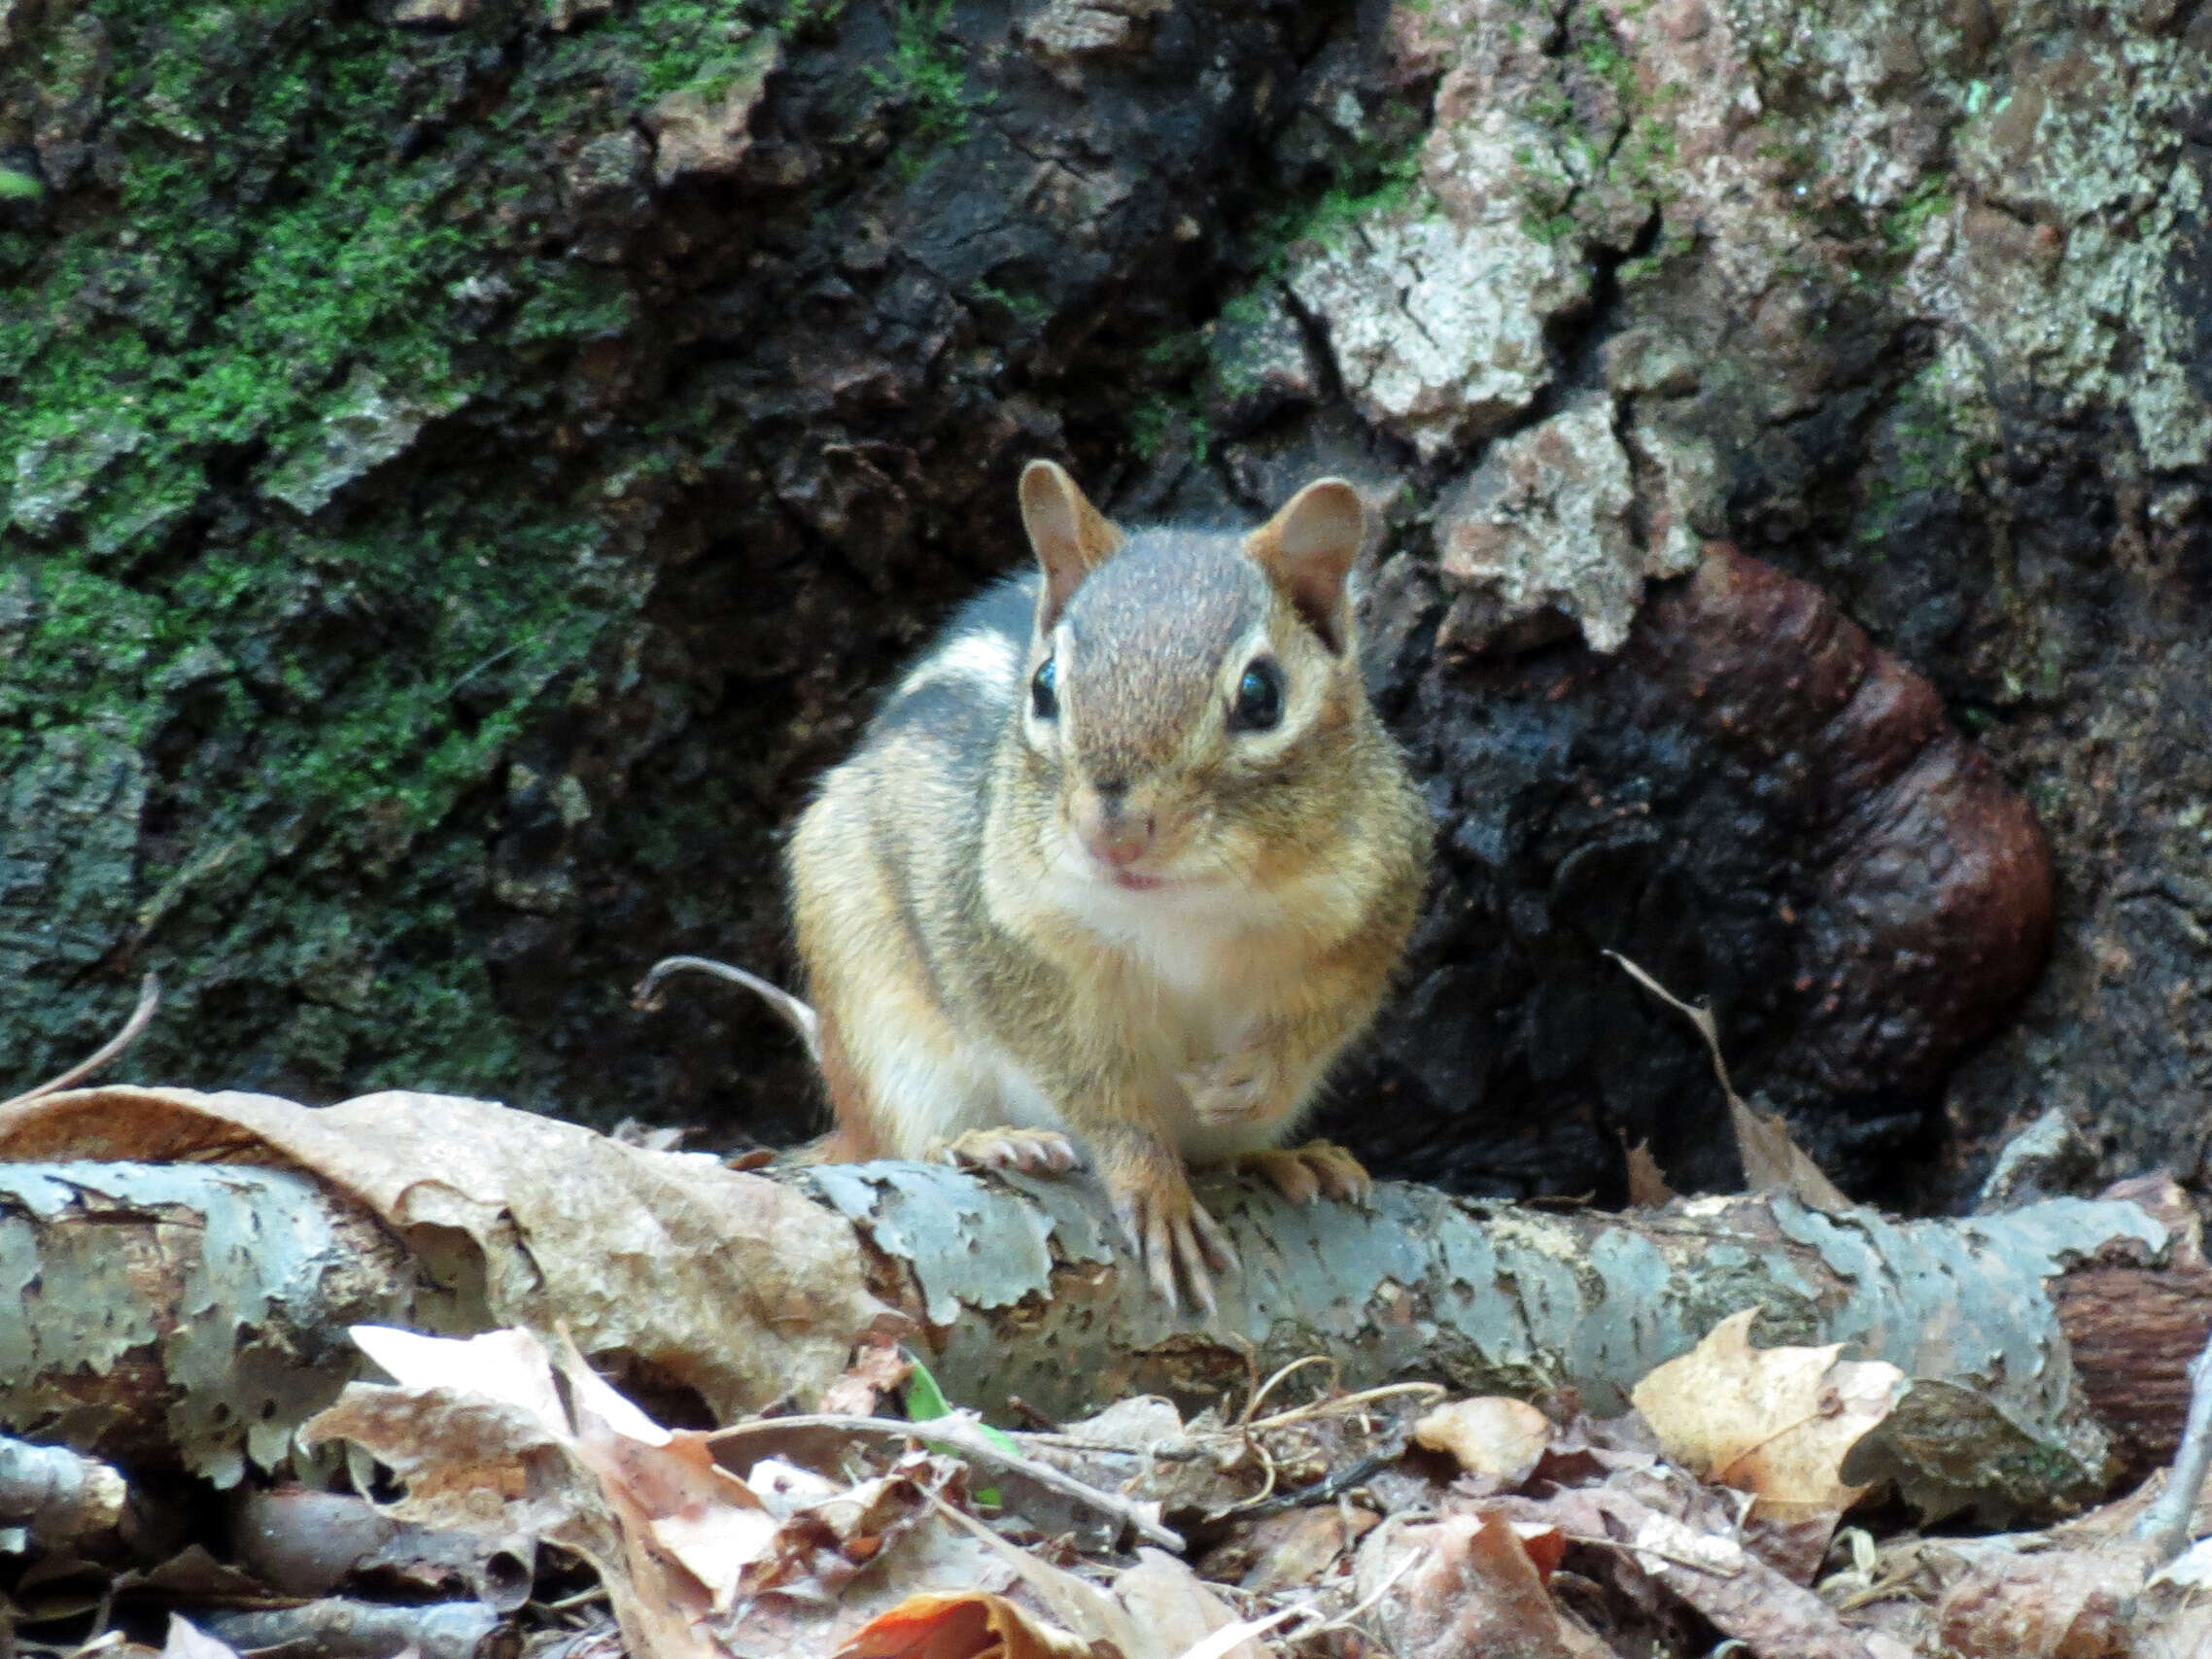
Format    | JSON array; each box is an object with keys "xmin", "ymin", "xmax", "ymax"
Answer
[{"xmin": 1112, "ymin": 870, "xmax": 1167, "ymax": 891}]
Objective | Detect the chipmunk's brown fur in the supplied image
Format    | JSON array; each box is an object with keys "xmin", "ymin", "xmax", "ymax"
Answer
[{"xmin": 788, "ymin": 462, "xmax": 1432, "ymax": 1309}]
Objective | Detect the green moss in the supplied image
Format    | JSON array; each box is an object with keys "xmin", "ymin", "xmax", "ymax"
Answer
[
  {"xmin": 0, "ymin": 0, "xmax": 721, "ymax": 1099},
  {"xmin": 866, "ymin": 0, "xmax": 985, "ymax": 170},
  {"xmin": 1881, "ymin": 176, "xmax": 1953, "ymax": 253},
  {"xmin": 1520, "ymin": 208, "xmax": 1580, "ymax": 244},
  {"xmin": 1851, "ymin": 363, "xmax": 1994, "ymax": 556},
  {"xmin": 1127, "ymin": 398, "xmax": 1211, "ymax": 465},
  {"xmin": 970, "ymin": 280, "xmax": 1053, "ymax": 325},
  {"xmin": 1246, "ymin": 129, "xmax": 1428, "ymax": 270}
]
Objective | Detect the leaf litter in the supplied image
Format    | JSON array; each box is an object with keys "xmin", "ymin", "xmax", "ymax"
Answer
[{"xmin": 1, "ymin": 1078, "xmax": 2210, "ymax": 1655}]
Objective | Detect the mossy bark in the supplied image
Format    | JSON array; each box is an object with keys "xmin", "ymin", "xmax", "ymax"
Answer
[
  {"xmin": 0, "ymin": 0, "xmax": 1412, "ymax": 1130},
  {"xmin": 7, "ymin": 0, "xmax": 2211, "ymax": 1216}
]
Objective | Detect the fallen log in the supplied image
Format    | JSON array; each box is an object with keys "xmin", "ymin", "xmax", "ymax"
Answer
[{"xmin": 0, "ymin": 1087, "xmax": 2196, "ymax": 1521}]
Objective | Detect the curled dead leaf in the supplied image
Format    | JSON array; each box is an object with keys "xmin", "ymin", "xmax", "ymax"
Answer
[
  {"xmin": 839, "ymin": 1591, "xmax": 1101, "ymax": 1659},
  {"xmin": 1631, "ymin": 1309, "xmax": 1904, "ymax": 1521},
  {"xmin": 0, "ymin": 1086, "xmax": 897, "ymax": 1421},
  {"xmin": 1412, "ymin": 1397, "xmax": 1553, "ymax": 1485},
  {"xmin": 1356, "ymin": 1510, "xmax": 1603, "ymax": 1659}
]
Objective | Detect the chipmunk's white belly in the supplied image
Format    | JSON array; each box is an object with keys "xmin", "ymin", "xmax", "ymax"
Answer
[
  {"xmin": 950, "ymin": 863, "xmax": 1361, "ymax": 1154},
  {"xmin": 1043, "ymin": 873, "xmax": 1271, "ymax": 1022}
]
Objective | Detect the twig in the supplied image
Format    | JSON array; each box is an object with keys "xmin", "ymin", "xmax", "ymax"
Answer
[
  {"xmin": 630, "ymin": 955, "xmax": 819, "ymax": 1060},
  {"xmin": 1229, "ymin": 1449, "xmax": 1399, "ymax": 1520},
  {"xmin": 2134, "ymin": 1322, "xmax": 2212, "ymax": 1562},
  {"xmin": 0, "ymin": 976, "xmax": 160, "ymax": 1112},
  {"xmin": 199, "ymin": 1600, "xmax": 503, "ymax": 1659},
  {"xmin": 1286, "ymin": 1538, "xmax": 1426, "ymax": 1640},
  {"xmin": 708, "ymin": 1410, "xmax": 1184, "ymax": 1550},
  {"xmin": 0, "ymin": 1435, "xmax": 129, "ymax": 1544},
  {"xmin": 1248, "ymin": 1381, "xmax": 1447, "ymax": 1434},
  {"xmin": 1603, "ymin": 950, "xmax": 1739, "ymax": 1102},
  {"xmin": 1240, "ymin": 1355, "xmax": 1339, "ymax": 1426},
  {"xmin": 1557, "ymin": 1529, "xmax": 1747, "ymax": 1577}
]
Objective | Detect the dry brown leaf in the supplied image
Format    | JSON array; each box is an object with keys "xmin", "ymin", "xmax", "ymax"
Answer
[
  {"xmin": 1729, "ymin": 1096, "xmax": 1853, "ymax": 1213},
  {"xmin": 1020, "ymin": 1398, "xmax": 1245, "ymax": 1524},
  {"xmin": 1745, "ymin": 1507, "xmax": 1851, "ymax": 1587},
  {"xmin": 1196, "ymin": 1504, "xmax": 1378, "ymax": 1594},
  {"xmin": 2150, "ymin": 1535, "xmax": 2212, "ymax": 1587},
  {"xmin": 1357, "ymin": 1510, "xmax": 1599, "ymax": 1659},
  {"xmin": 0, "ymin": 1086, "xmax": 896, "ymax": 1420},
  {"xmin": 159, "ymin": 1616, "xmax": 245, "ymax": 1659},
  {"xmin": 1511, "ymin": 1519, "xmax": 1568, "ymax": 1580},
  {"xmin": 540, "ymin": 1329, "xmax": 780, "ymax": 1614},
  {"xmin": 1580, "ymin": 1483, "xmax": 1890, "ymax": 1659},
  {"xmin": 839, "ymin": 1592, "xmax": 1101, "ymax": 1659},
  {"xmin": 1110, "ymin": 1549, "xmax": 1263, "ymax": 1659},
  {"xmin": 820, "ymin": 1333, "xmax": 915, "ymax": 1417},
  {"xmin": 1936, "ymin": 1540, "xmax": 2156, "ymax": 1658},
  {"xmin": 929, "ymin": 1501, "xmax": 1148, "ymax": 1658},
  {"xmin": 1412, "ymin": 1397, "xmax": 1552, "ymax": 1485},
  {"xmin": 2140, "ymin": 1569, "xmax": 2212, "ymax": 1659},
  {"xmin": 712, "ymin": 1498, "xmax": 1020, "ymax": 1659},
  {"xmin": 353, "ymin": 1327, "xmax": 569, "ymax": 1426},
  {"xmin": 303, "ymin": 1326, "xmax": 719, "ymax": 1659},
  {"xmin": 1625, "ymin": 1140, "xmax": 1676, "ymax": 1207},
  {"xmin": 590, "ymin": 1426, "xmax": 775, "ymax": 1615},
  {"xmin": 1631, "ymin": 1308, "xmax": 1903, "ymax": 1522},
  {"xmin": 1606, "ymin": 950, "xmax": 1850, "ymax": 1212}
]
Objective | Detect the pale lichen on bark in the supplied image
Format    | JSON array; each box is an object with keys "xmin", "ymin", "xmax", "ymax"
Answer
[
  {"xmin": 812, "ymin": 1159, "xmax": 2164, "ymax": 1518},
  {"xmin": 0, "ymin": 1161, "xmax": 421, "ymax": 1485}
]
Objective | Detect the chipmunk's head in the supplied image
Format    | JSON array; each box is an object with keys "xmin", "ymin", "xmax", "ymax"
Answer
[{"xmin": 1010, "ymin": 459, "xmax": 1377, "ymax": 898}]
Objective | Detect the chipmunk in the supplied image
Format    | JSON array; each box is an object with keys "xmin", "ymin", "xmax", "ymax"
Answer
[{"xmin": 787, "ymin": 461, "xmax": 1432, "ymax": 1311}]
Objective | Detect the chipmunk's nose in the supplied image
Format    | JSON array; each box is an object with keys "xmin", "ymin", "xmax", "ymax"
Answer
[{"xmin": 1075, "ymin": 779, "xmax": 1156, "ymax": 869}]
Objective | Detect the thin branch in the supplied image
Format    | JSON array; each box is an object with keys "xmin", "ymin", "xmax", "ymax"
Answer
[
  {"xmin": 1603, "ymin": 950, "xmax": 1738, "ymax": 1102},
  {"xmin": 708, "ymin": 1410, "xmax": 1184, "ymax": 1551},
  {"xmin": 630, "ymin": 955, "xmax": 818, "ymax": 1060},
  {"xmin": 0, "ymin": 975, "xmax": 161, "ymax": 1112},
  {"xmin": 1557, "ymin": 1529, "xmax": 1748, "ymax": 1578},
  {"xmin": 1284, "ymin": 1537, "xmax": 1428, "ymax": 1641},
  {"xmin": 0, "ymin": 1434, "xmax": 129, "ymax": 1543},
  {"xmin": 2133, "ymin": 1322, "xmax": 2212, "ymax": 1563}
]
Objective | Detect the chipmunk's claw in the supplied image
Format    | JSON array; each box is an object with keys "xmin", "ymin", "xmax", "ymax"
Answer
[
  {"xmin": 942, "ymin": 1126, "xmax": 1084, "ymax": 1176},
  {"xmin": 1237, "ymin": 1141, "xmax": 1373, "ymax": 1205},
  {"xmin": 1113, "ymin": 1186, "xmax": 1238, "ymax": 1317}
]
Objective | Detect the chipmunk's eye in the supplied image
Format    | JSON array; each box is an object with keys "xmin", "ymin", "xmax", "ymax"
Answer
[
  {"xmin": 1229, "ymin": 657, "xmax": 1283, "ymax": 733},
  {"xmin": 1030, "ymin": 656, "xmax": 1058, "ymax": 720}
]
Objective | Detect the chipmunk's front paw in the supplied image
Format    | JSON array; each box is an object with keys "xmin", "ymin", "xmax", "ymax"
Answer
[
  {"xmin": 1236, "ymin": 1141, "xmax": 1373, "ymax": 1205},
  {"xmin": 1095, "ymin": 1135, "xmax": 1239, "ymax": 1315},
  {"xmin": 1180, "ymin": 1051, "xmax": 1283, "ymax": 1127},
  {"xmin": 941, "ymin": 1126, "xmax": 1084, "ymax": 1176}
]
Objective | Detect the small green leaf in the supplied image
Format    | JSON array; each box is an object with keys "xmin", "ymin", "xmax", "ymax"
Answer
[
  {"xmin": 902, "ymin": 1350, "xmax": 1016, "ymax": 1505},
  {"xmin": 0, "ymin": 167, "xmax": 45, "ymax": 201}
]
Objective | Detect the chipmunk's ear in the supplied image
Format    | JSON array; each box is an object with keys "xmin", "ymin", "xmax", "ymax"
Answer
[
  {"xmin": 1247, "ymin": 477, "xmax": 1365, "ymax": 654},
  {"xmin": 1020, "ymin": 460, "xmax": 1123, "ymax": 629}
]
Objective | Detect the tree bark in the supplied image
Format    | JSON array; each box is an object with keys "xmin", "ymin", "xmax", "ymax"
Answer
[
  {"xmin": 0, "ymin": 1150, "xmax": 2185, "ymax": 1522},
  {"xmin": 0, "ymin": 1161, "xmax": 426, "ymax": 1485}
]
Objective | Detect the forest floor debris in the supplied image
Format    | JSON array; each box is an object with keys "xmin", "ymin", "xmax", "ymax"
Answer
[
  {"xmin": 0, "ymin": 1064, "xmax": 2205, "ymax": 1653},
  {"xmin": 6, "ymin": 1297, "xmax": 2212, "ymax": 1657}
]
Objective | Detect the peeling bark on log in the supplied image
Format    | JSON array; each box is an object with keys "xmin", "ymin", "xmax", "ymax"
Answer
[
  {"xmin": 805, "ymin": 1165, "xmax": 2168, "ymax": 1520},
  {"xmin": 0, "ymin": 1162, "xmax": 427, "ymax": 1485},
  {"xmin": 0, "ymin": 1153, "xmax": 2185, "ymax": 1522}
]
